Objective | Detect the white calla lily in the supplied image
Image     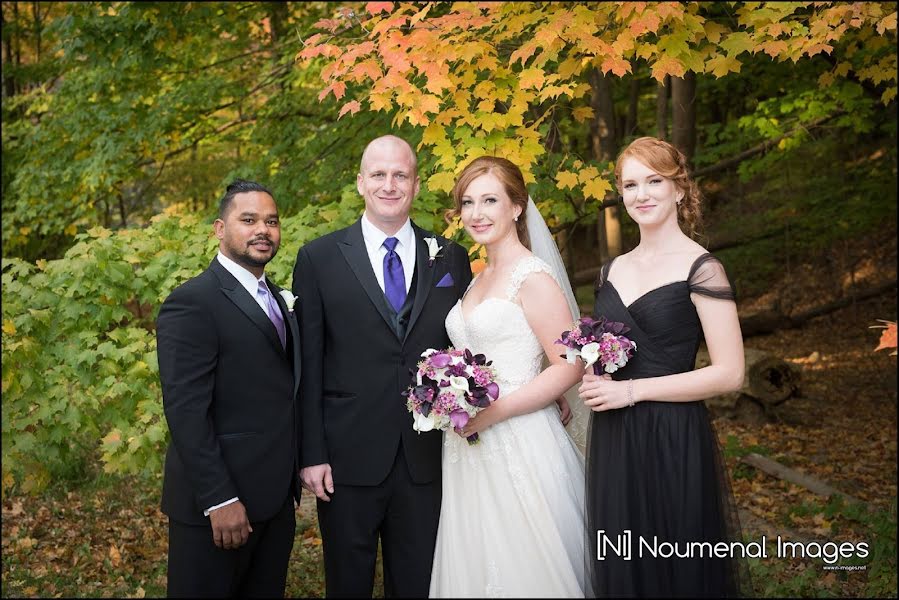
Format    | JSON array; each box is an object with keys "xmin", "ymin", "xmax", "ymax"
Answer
[
  {"xmin": 412, "ymin": 410, "xmax": 436, "ymax": 433},
  {"xmin": 448, "ymin": 376, "xmax": 470, "ymax": 394},
  {"xmin": 580, "ymin": 342, "xmax": 601, "ymax": 368},
  {"xmin": 424, "ymin": 237, "xmax": 442, "ymax": 265},
  {"xmin": 278, "ymin": 289, "xmax": 297, "ymax": 312}
]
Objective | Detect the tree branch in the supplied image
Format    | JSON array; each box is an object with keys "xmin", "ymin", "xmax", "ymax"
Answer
[{"xmin": 693, "ymin": 113, "xmax": 843, "ymax": 178}]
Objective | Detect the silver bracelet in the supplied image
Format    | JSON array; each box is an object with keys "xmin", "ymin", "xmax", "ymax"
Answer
[{"xmin": 626, "ymin": 379, "xmax": 635, "ymax": 407}]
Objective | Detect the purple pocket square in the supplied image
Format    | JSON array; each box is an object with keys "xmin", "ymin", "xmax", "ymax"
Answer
[{"xmin": 436, "ymin": 272, "xmax": 454, "ymax": 288}]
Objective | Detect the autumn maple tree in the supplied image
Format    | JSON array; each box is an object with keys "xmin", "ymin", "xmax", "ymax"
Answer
[{"xmin": 299, "ymin": 1, "xmax": 896, "ymax": 235}]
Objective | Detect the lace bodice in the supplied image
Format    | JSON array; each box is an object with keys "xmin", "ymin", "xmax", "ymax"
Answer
[{"xmin": 445, "ymin": 256, "xmax": 558, "ymax": 389}]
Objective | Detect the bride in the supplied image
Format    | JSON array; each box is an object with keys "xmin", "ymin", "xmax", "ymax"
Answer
[{"xmin": 428, "ymin": 156, "xmax": 590, "ymax": 598}]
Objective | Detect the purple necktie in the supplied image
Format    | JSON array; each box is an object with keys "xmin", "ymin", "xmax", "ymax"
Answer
[
  {"xmin": 383, "ymin": 237, "xmax": 406, "ymax": 312},
  {"xmin": 258, "ymin": 280, "xmax": 287, "ymax": 349}
]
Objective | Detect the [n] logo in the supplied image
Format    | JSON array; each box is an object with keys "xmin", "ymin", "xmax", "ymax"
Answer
[{"xmin": 596, "ymin": 529, "xmax": 632, "ymax": 561}]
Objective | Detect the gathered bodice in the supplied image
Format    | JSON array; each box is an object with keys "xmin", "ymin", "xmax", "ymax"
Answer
[
  {"xmin": 593, "ymin": 252, "xmax": 735, "ymax": 381},
  {"xmin": 445, "ymin": 256, "xmax": 559, "ymax": 389}
]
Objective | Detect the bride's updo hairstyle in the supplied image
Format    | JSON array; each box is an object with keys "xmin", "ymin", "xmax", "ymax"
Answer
[
  {"xmin": 614, "ymin": 137, "xmax": 703, "ymax": 238},
  {"xmin": 446, "ymin": 156, "xmax": 531, "ymax": 249}
]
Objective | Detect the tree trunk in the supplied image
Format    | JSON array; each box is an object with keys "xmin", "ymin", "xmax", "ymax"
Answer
[
  {"xmin": 102, "ymin": 198, "xmax": 112, "ymax": 228},
  {"xmin": 603, "ymin": 205, "xmax": 622, "ymax": 258},
  {"xmin": 671, "ymin": 72, "xmax": 697, "ymax": 162},
  {"xmin": 589, "ymin": 69, "xmax": 617, "ymax": 162},
  {"xmin": 118, "ymin": 192, "xmax": 128, "ymax": 228},
  {"xmin": 1, "ymin": 9, "xmax": 14, "ymax": 98},
  {"xmin": 268, "ymin": 1, "xmax": 289, "ymax": 44},
  {"xmin": 269, "ymin": 2, "xmax": 289, "ymax": 92},
  {"xmin": 13, "ymin": 1, "xmax": 20, "ymax": 69},
  {"xmin": 655, "ymin": 75, "xmax": 669, "ymax": 140},
  {"xmin": 32, "ymin": 1, "xmax": 42, "ymax": 63},
  {"xmin": 190, "ymin": 144, "xmax": 199, "ymax": 212},
  {"xmin": 590, "ymin": 68, "xmax": 622, "ymax": 260},
  {"xmin": 624, "ymin": 76, "xmax": 639, "ymax": 139}
]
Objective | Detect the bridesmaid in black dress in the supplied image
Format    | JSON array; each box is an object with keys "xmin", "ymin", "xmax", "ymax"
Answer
[{"xmin": 579, "ymin": 137, "xmax": 750, "ymax": 597}]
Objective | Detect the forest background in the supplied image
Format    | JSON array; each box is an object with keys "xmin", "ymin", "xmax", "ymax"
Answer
[{"xmin": 2, "ymin": 2, "xmax": 896, "ymax": 597}]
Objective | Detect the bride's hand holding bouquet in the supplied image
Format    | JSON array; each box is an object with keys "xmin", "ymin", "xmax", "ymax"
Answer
[{"xmin": 404, "ymin": 347, "xmax": 501, "ymax": 444}]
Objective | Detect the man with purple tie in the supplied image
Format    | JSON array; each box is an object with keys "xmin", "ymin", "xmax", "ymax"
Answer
[
  {"xmin": 157, "ymin": 179, "xmax": 302, "ymax": 597},
  {"xmin": 292, "ymin": 135, "xmax": 473, "ymax": 597}
]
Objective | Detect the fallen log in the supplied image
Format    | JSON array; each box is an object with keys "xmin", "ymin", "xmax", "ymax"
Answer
[
  {"xmin": 740, "ymin": 452, "xmax": 866, "ymax": 507},
  {"xmin": 696, "ymin": 347, "xmax": 800, "ymax": 407},
  {"xmin": 739, "ymin": 280, "xmax": 896, "ymax": 337}
]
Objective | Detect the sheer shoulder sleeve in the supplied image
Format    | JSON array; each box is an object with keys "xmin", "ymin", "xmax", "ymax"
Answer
[
  {"xmin": 688, "ymin": 253, "xmax": 735, "ymax": 301},
  {"xmin": 593, "ymin": 259, "xmax": 614, "ymax": 293}
]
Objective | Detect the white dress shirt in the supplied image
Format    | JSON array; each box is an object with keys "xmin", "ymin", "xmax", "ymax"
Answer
[
  {"xmin": 204, "ymin": 252, "xmax": 276, "ymax": 516},
  {"xmin": 217, "ymin": 252, "xmax": 276, "ymax": 318},
  {"xmin": 360, "ymin": 212, "xmax": 416, "ymax": 295}
]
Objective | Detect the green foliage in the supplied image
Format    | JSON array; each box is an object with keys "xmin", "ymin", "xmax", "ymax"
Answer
[
  {"xmin": 1, "ymin": 2, "xmax": 388, "ymax": 260},
  {"xmin": 2, "ymin": 214, "xmax": 209, "ymax": 492},
  {"xmin": 723, "ymin": 434, "xmax": 772, "ymax": 480},
  {"xmin": 0, "ymin": 184, "xmax": 380, "ymax": 494},
  {"xmin": 712, "ymin": 130, "xmax": 897, "ymax": 297},
  {"xmin": 724, "ymin": 434, "xmax": 773, "ymax": 458}
]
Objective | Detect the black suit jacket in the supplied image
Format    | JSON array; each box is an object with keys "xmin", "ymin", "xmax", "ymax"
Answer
[
  {"xmin": 293, "ymin": 220, "xmax": 473, "ymax": 486},
  {"xmin": 157, "ymin": 258, "xmax": 302, "ymax": 526}
]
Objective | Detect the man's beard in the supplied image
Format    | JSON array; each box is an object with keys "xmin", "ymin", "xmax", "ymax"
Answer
[{"xmin": 226, "ymin": 237, "xmax": 279, "ymax": 269}]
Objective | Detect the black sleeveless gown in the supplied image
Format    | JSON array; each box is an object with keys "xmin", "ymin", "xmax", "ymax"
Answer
[{"xmin": 586, "ymin": 253, "xmax": 749, "ymax": 597}]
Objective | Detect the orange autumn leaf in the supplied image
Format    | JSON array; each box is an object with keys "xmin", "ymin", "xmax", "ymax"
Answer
[
  {"xmin": 871, "ymin": 320, "xmax": 897, "ymax": 354},
  {"xmin": 628, "ymin": 10, "xmax": 661, "ymax": 36},
  {"xmin": 366, "ymin": 2, "xmax": 394, "ymax": 15},
  {"xmin": 601, "ymin": 55, "xmax": 631, "ymax": 76},
  {"xmin": 108, "ymin": 544, "xmax": 122, "ymax": 567},
  {"xmin": 317, "ymin": 81, "xmax": 346, "ymax": 102},
  {"xmin": 650, "ymin": 56, "xmax": 686, "ymax": 82},
  {"xmin": 338, "ymin": 101, "xmax": 361, "ymax": 119}
]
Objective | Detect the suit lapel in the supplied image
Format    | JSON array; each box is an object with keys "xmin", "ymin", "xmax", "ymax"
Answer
[
  {"xmin": 211, "ymin": 259, "xmax": 284, "ymax": 355},
  {"xmin": 338, "ymin": 219, "xmax": 396, "ymax": 334},
  {"xmin": 404, "ymin": 224, "xmax": 437, "ymax": 345},
  {"xmin": 271, "ymin": 283, "xmax": 301, "ymax": 395}
]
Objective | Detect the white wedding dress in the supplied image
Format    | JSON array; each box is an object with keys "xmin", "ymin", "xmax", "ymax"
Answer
[{"xmin": 428, "ymin": 256, "xmax": 588, "ymax": 598}]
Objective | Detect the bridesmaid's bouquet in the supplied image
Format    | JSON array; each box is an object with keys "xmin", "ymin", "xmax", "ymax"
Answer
[
  {"xmin": 404, "ymin": 347, "xmax": 500, "ymax": 445},
  {"xmin": 556, "ymin": 316, "xmax": 637, "ymax": 375}
]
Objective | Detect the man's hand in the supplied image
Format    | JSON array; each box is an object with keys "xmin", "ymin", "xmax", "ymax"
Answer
[
  {"xmin": 555, "ymin": 396, "xmax": 572, "ymax": 426},
  {"xmin": 209, "ymin": 500, "xmax": 252, "ymax": 550},
  {"xmin": 300, "ymin": 463, "xmax": 334, "ymax": 502}
]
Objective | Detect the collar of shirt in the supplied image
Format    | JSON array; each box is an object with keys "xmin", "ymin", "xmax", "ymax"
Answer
[
  {"xmin": 216, "ymin": 252, "xmax": 271, "ymax": 314},
  {"xmin": 360, "ymin": 212, "xmax": 416, "ymax": 293}
]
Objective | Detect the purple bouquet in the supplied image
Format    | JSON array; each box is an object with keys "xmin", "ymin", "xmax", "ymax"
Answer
[
  {"xmin": 555, "ymin": 316, "xmax": 637, "ymax": 375},
  {"xmin": 404, "ymin": 347, "xmax": 500, "ymax": 445}
]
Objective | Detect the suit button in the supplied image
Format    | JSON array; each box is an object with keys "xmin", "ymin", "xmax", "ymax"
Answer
[{"xmin": 399, "ymin": 318, "xmax": 407, "ymax": 325}]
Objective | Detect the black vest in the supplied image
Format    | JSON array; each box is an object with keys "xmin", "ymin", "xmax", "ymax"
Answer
[{"xmin": 386, "ymin": 265, "xmax": 417, "ymax": 340}]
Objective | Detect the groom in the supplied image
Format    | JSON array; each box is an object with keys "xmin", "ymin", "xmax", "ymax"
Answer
[{"xmin": 292, "ymin": 135, "xmax": 473, "ymax": 596}]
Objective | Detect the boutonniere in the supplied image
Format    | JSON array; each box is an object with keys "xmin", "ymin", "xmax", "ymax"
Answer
[
  {"xmin": 424, "ymin": 237, "xmax": 443, "ymax": 267},
  {"xmin": 278, "ymin": 289, "xmax": 297, "ymax": 312}
]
